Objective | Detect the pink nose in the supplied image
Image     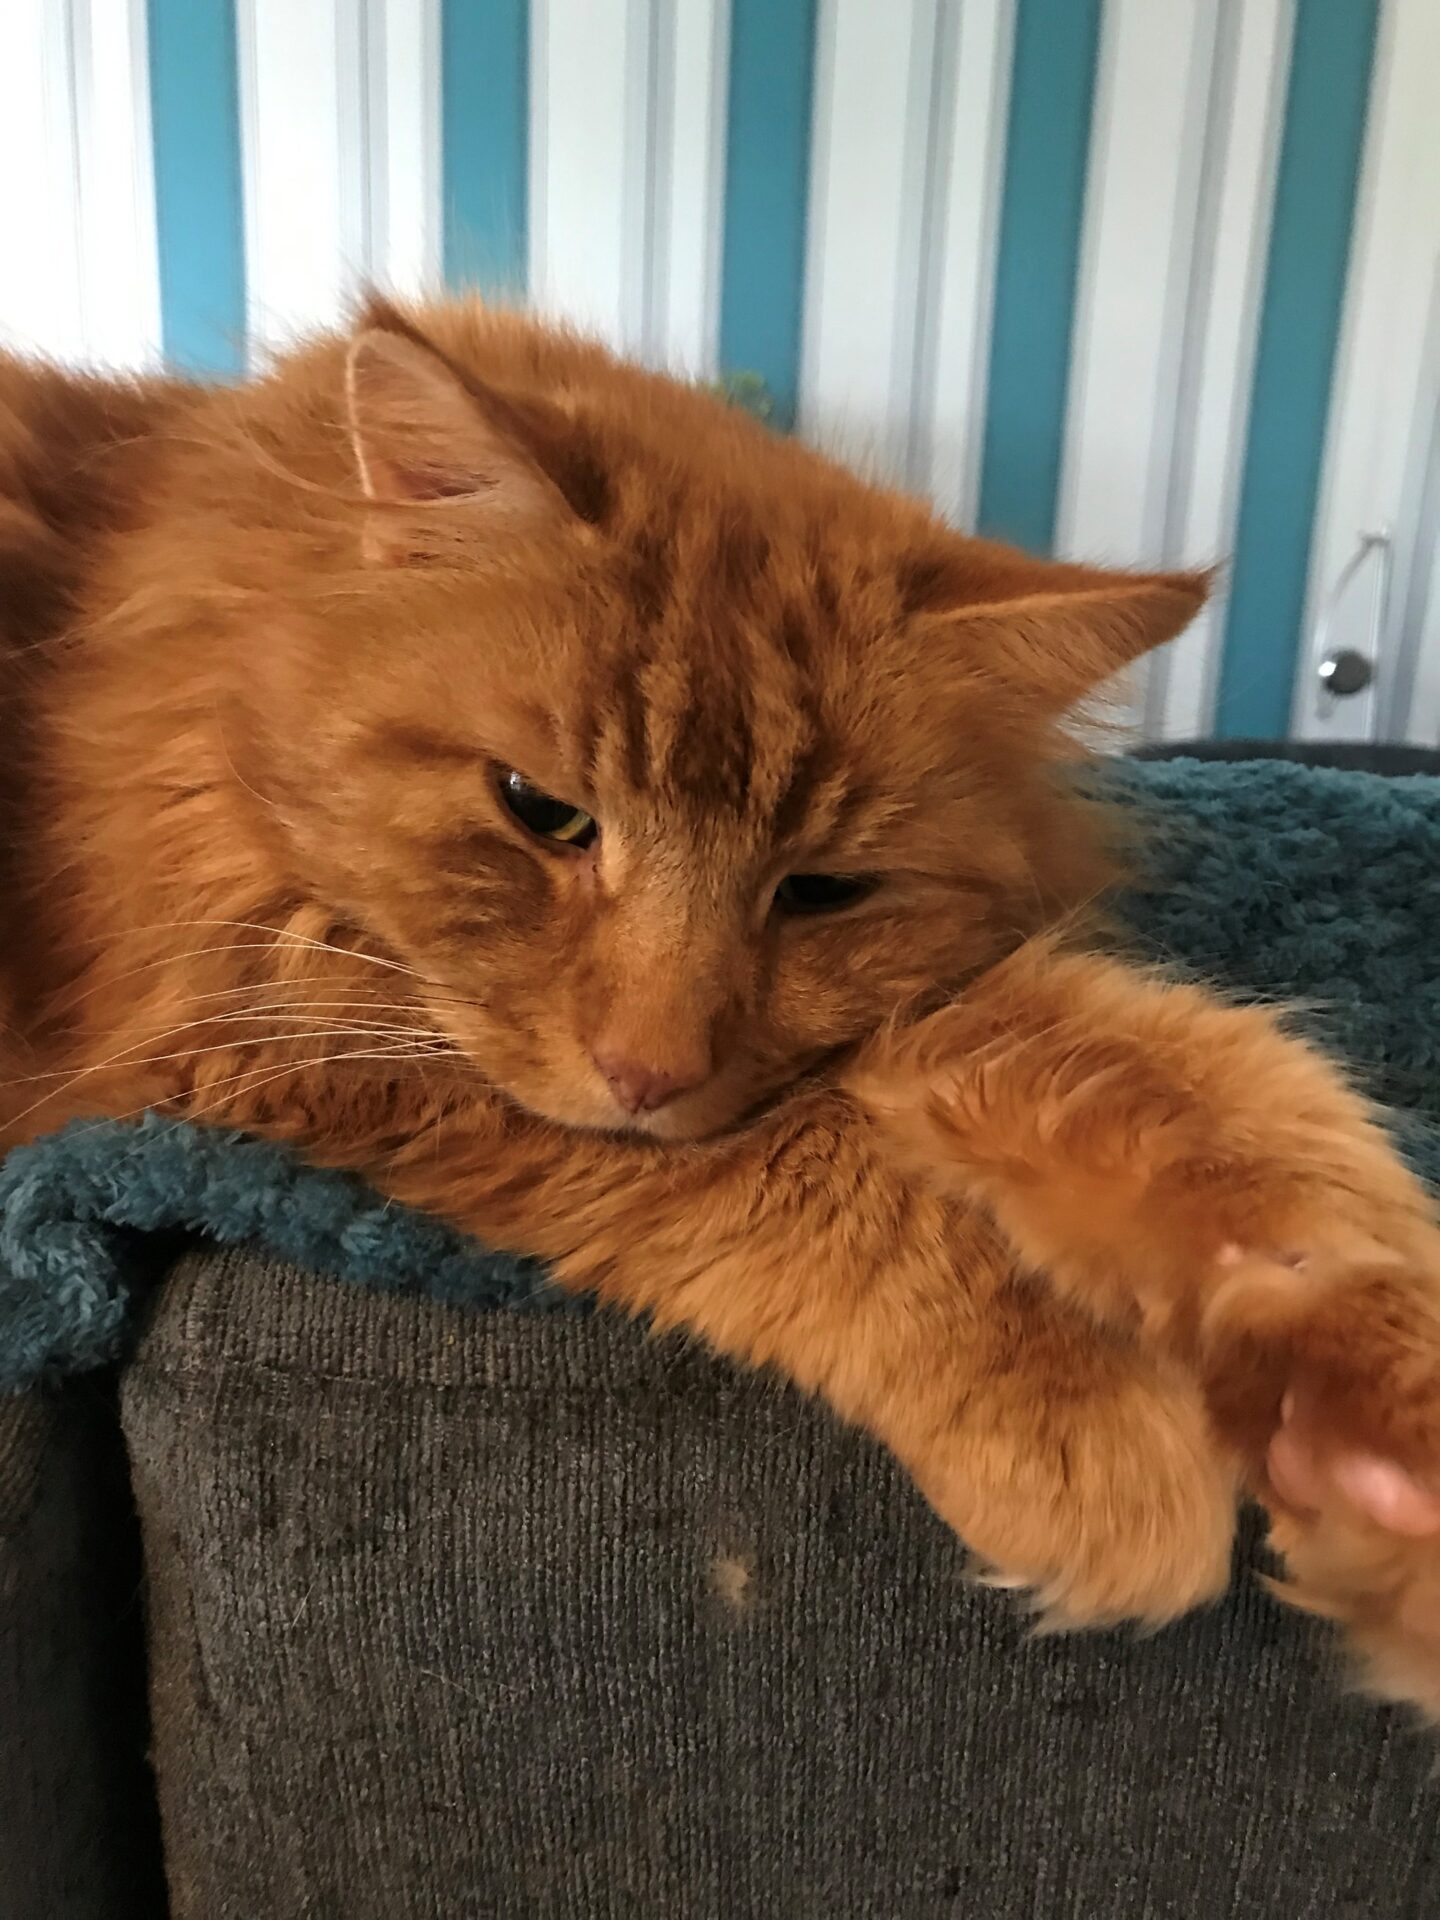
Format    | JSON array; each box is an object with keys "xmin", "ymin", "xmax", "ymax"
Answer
[{"xmin": 591, "ymin": 1049, "xmax": 706, "ymax": 1114}]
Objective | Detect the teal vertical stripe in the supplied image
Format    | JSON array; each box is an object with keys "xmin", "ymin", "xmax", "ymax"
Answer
[
  {"xmin": 146, "ymin": 0, "xmax": 246, "ymax": 376},
  {"xmin": 1216, "ymin": 0, "xmax": 1379, "ymax": 740},
  {"xmin": 442, "ymin": 0, "xmax": 529, "ymax": 293},
  {"xmin": 718, "ymin": 0, "xmax": 818, "ymax": 431},
  {"xmin": 976, "ymin": 0, "xmax": 1102, "ymax": 552}
]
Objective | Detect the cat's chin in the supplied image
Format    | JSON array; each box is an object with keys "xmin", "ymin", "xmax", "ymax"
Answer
[
  {"xmin": 509, "ymin": 1053, "xmax": 847, "ymax": 1144},
  {"xmin": 503, "ymin": 1080, "xmax": 763, "ymax": 1146},
  {"xmin": 481, "ymin": 1044, "xmax": 838, "ymax": 1144},
  {"xmin": 548, "ymin": 1100, "xmax": 735, "ymax": 1146}
]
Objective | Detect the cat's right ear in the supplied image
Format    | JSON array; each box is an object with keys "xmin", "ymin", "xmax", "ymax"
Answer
[{"xmin": 344, "ymin": 329, "xmax": 570, "ymax": 561}]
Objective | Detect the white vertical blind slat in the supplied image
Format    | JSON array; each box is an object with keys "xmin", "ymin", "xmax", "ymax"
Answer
[
  {"xmin": 1391, "ymin": 262, "xmax": 1440, "ymax": 744},
  {"xmin": 921, "ymin": 0, "xmax": 1015, "ymax": 531},
  {"xmin": 645, "ymin": 0, "xmax": 730, "ymax": 374},
  {"xmin": 0, "ymin": 1, "xmax": 85, "ymax": 362},
  {"xmin": 377, "ymin": 0, "xmax": 442, "ymax": 298},
  {"xmin": 71, "ymin": 0, "xmax": 163, "ymax": 369},
  {"xmin": 800, "ymin": 0, "xmax": 941, "ymax": 483},
  {"xmin": 1057, "ymin": 0, "xmax": 1220, "ymax": 732},
  {"xmin": 1152, "ymin": 0, "xmax": 1294, "ymax": 742},
  {"xmin": 238, "ymin": 0, "xmax": 356, "ymax": 351},
  {"xmin": 1290, "ymin": 0, "xmax": 1440, "ymax": 745},
  {"xmin": 531, "ymin": 0, "xmax": 651, "ymax": 349},
  {"xmin": 0, "ymin": 0, "xmax": 162, "ymax": 371},
  {"xmin": 239, "ymin": 0, "xmax": 439, "ymax": 355}
]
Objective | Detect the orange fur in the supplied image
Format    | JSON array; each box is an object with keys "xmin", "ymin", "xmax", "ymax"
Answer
[
  {"xmin": 854, "ymin": 944, "xmax": 1440, "ymax": 1707},
  {"xmin": 1, "ymin": 296, "xmax": 1436, "ymax": 1714}
]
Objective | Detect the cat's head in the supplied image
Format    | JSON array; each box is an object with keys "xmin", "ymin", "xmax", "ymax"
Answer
[{"xmin": 234, "ymin": 301, "xmax": 1205, "ymax": 1142}]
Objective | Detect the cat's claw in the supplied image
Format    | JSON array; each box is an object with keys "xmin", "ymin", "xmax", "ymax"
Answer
[
  {"xmin": 969, "ymin": 1564, "xmax": 1032, "ymax": 1593},
  {"xmin": 968, "ymin": 1563, "xmax": 1205, "ymax": 1638}
]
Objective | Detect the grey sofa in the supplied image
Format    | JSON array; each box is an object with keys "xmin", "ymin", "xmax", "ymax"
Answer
[{"xmin": 5, "ymin": 1243, "xmax": 1439, "ymax": 1919}]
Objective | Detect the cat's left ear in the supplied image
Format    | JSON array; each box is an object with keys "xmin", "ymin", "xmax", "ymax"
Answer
[
  {"xmin": 909, "ymin": 541, "xmax": 1211, "ymax": 714},
  {"xmin": 345, "ymin": 328, "xmax": 570, "ymax": 560}
]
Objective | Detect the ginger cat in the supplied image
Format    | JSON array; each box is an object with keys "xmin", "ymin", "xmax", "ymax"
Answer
[{"xmin": 1, "ymin": 296, "xmax": 1438, "ymax": 1715}]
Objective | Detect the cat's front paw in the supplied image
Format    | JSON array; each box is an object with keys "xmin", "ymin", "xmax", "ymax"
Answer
[
  {"xmin": 909, "ymin": 1368, "xmax": 1237, "ymax": 1632},
  {"xmin": 1268, "ymin": 1405, "xmax": 1440, "ymax": 1720},
  {"xmin": 1205, "ymin": 1251, "xmax": 1440, "ymax": 1716}
]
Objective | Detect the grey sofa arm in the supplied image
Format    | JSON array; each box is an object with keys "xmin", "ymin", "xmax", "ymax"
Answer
[
  {"xmin": 0, "ymin": 1387, "xmax": 165, "ymax": 1919},
  {"xmin": 118, "ymin": 1247, "xmax": 1440, "ymax": 1919}
]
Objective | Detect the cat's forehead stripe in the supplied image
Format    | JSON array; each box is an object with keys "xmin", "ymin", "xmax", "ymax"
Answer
[
  {"xmin": 369, "ymin": 722, "xmax": 479, "ymax": 767},
  {"xmin": 613, "ymin": 661, "xmax": 653, "ymax": 792}
]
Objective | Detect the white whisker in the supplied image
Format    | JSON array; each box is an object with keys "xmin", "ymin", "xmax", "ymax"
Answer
[
  {"xmin": 113, "ymin": 1046, "xmax": 451, "ymax": 1131},
  {"xmin": 45, "ymin": 938, "xmax": 484, "ymax": 1025},
  {"xmin": 1, "ymin": 1020, "xmax": 460, "ymax": 1132}
]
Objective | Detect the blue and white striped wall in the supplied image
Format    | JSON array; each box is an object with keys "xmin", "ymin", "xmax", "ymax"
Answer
[{"xmin": 2, "ymin": 0, "xmax": 1437, "ymax": 746}]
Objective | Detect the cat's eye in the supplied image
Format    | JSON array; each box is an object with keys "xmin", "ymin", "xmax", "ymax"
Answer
[
  {"xmin": 497, "ymin": 769, "xmax": 598, "ymax": 849},
  {"xmin": 773, "ymin": 873, "xmax": 876, "ymax": 915}
]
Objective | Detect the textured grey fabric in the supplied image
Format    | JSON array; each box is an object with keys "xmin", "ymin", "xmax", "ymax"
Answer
[
  {"xmin": 0, "ymin": 1386, "xmax": 165, "ymax": 1919},
  {"xmin": 121, "ymin": 1247, "xmax": 1439, "ymax": 1920}
]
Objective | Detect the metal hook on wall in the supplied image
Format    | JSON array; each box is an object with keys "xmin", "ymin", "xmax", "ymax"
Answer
[{"xmin": 1311, "ymin": 526, "xmax": 1393, "ymax": 713}]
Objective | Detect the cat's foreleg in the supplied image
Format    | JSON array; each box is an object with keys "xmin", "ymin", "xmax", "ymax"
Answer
[
  {"xmin": 852, "ymin": 939, "xmax": 1440, "ymax": 1713},
  {"xmin": 362, "ymin": 1093, "xmax": 1236, "ymax": 1630}
]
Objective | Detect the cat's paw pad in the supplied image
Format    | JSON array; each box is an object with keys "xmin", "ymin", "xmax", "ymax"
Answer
[
  {"xmin": 1268, "ymin": 1504, "xmax": 1440, "ymax": 1719},
  {"xmin": 1216, "ymin": 1261, "xmax": 1440, "ymax": 1717},
  {"xmin": 1205, "ymin": 1250, "xmax": 1440, "ymax": 1474},
  {"xmin": 1264, "ymin": 1375, "xmax": 1440, "ymax": 1718},
  {"xmin": 1268, "ymin": 1391, "xmax": 1440, "ymax": 1538}
]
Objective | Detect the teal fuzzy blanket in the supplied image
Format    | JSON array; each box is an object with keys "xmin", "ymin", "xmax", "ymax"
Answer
[{"xmin": 3, "ymin": 758, "xmax": 1439, "ymax": 1395}]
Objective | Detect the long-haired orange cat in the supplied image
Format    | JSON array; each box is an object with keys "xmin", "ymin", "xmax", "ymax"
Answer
[{"xmin": 2, "ymin": 296, "xmax": 1439, "ymax": 1714}]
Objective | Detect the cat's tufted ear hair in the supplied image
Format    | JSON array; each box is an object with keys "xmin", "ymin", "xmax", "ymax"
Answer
[
  {"xmin": 345, "ymin": 324, "xmax": 571, "ymax": 559},
  {"xmin": 902, "ymin": 538, "xmax": 1211, "ymax": 715}
]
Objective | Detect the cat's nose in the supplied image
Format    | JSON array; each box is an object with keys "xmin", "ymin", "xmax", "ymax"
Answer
[{"xmin": 591, "ymin": 1048, "xmax": 706, "ymax": 1114}]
